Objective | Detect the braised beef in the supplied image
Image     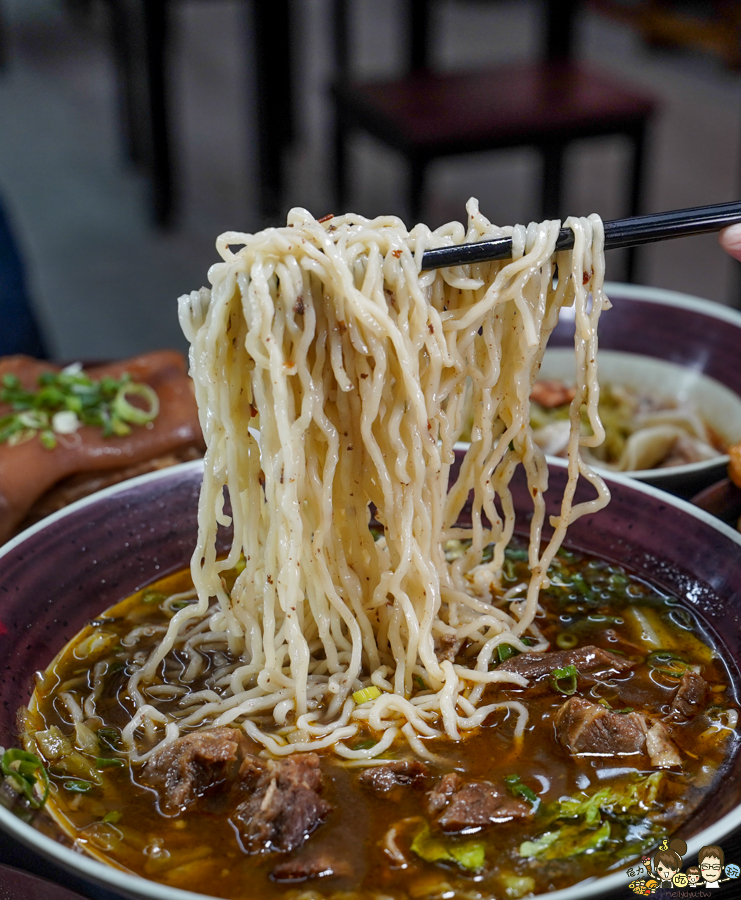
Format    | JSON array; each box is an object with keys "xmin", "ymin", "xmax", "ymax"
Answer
[
  {"xmin": 668, "ymin": 670, "xmax": 707, "ymax": 722},
  {"xmin": 233, "ymin": 754, "xmax": 331, "ymax": 853},
  {"xmin": 426, "ymin": 773, "xmax": 532, "ymax": 832},
  {"xmin": 555, "ymin": 697, "xmax": 648, "ymax": 756},
  {"xmin": 434, "ymin": 633, "xmax": 464, "ymax": 662},
  {"xmin": 272, "ymin": 852, "xmax": 351, "ymax": 882},
  {"xmin": 498, "ymin": 645, "xmax": 634, "ymax": 692},
  {"xmin": 359, "ymin": 761, "xmax": 430, "ymax": 796},
  {"xmin": 141, "ymin": 727, "xmax": 251, "ymax": 812}
]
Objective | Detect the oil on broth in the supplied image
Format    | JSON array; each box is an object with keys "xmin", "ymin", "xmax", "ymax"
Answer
[{"xmin": 18, "ymin": 544, "xmax": 738, "ymax": 900}]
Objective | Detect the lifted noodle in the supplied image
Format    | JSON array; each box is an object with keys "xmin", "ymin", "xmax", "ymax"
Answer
[{"xmin": 124, "ymin": 201, "xmax": 609, "ymax": 759}]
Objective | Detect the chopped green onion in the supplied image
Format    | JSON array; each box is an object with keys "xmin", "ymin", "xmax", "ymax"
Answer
[
  {"xmin": 1, "ymin": 749, "xmax": 49, "ymax": 809},
  {"xmin": 504, "ymin": 774, "xmax": 539, "ymax": 807},
  {"xmin": 0, "ymin": 368, "xmax": 159, "ymax": 449},
  {"xmin": 96, "ymin": 727, "xmax": 122, "ymax": 751},
  {"xmin": 141, "ymin": 590, "xmax": 166, "ymax": 605},
  {"xmin": 351, "ymin": 739, "xmax": 378, "ymax": 751},
  {"xmin": 413, "ymin": 674, "xmax": 427, "ymax": 691},
  {"xmin": 556, "ymin": 633, "xmax": 578, "ymax": 650},
  {"xmin": 113, "ymin": 382, "xmax": 159, "ymax": 426},
  {"xmin": 170, "ymin": 599, "xmax": 192, "ymax": 610},
  {"xmin": 550, "ymin": 664, "xmax": 578, "ymax": 696},
  {"xmin": 102, "ymin": 810, "xmax": 122, "ymax": 824},
  {"xmin": 497, "ymin": 643, "xmax": 519, "ymax": 663},
  {"xmin": 646, "ymin": 650, "xmax": 690, "ymax": 677},
  {"xmin": 95, "ymin": 757, "xmax": 125, "ymax": 769},
  {"xmin": 63, "ymin": 779, "xmax": 93, "ymax": 793},
  {"xmin": 353, "ymin": 686, "xmax": 381, "ymax": 704}
]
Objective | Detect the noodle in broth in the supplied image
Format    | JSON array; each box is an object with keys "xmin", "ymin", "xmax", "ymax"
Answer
[{"xmin": 122, "ymin": 201, "xmax": 610, "ymax": 761}]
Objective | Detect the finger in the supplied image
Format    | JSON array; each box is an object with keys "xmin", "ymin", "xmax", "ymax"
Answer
[{"xmin": 719, "ymin": 223, "xmax": 741, "ymax": 261}]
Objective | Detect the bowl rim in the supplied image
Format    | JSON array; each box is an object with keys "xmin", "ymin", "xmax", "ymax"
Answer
[
  {"xmin": 603, "ymin": 280, "xmax": 741, "ymax": 329},
  {"xmin": 1, "ymin": 458, "xmax": 741, "ymax": 900}
]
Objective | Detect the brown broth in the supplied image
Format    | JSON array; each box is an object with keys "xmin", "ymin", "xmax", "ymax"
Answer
[{"xmin": 18, "ymin": 545, "xmax": 738, "ymax": 900}]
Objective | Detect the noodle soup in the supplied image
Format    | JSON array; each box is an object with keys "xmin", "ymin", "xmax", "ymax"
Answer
[
  {"xmin": 18, "ymin": 542, "xmax": 736, "ymax": 899},
  {"xmin": 7, "ymin": 206, "xmax": 739, "ymax": 899}
]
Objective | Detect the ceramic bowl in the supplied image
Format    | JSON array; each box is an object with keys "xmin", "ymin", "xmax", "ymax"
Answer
[
  {"xmin": 1, "ymin": 459, "xmax": 741, "ymax": 900},
  {"xmin": 691, "ymin": 478, "xmax": 741, "ymax": 530},
  {"xmin": 546, "ymin": 282, "xmax": 741, "ymax": 496}
]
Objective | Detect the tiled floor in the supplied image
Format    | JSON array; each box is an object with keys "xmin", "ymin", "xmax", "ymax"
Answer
[{"xmin": 1, "ymin": 0, "xmax": 740, "ymax": 360}]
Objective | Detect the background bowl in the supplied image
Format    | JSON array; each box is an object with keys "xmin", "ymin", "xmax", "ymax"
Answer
[
  {"xmin": 548, "ymin": 282, "xmax": 741, "ymax": 496},
  {"xmin": 692, "ymin": 478, "xmax": 741, "ymax": 530},
  {"xmin": 1, "ymin": 459, "xmax": 741, "ymax": 900}
]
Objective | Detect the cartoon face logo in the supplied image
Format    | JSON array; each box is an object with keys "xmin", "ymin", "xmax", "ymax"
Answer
[
  {"xmin": 726, "ymin": 863, "xmax": 741, "ymax": 879},
  {"xmin": 700, "ymin": 857, "xmax": 723, "ymax": 884},
  {"xmin": 655, "ymin": 862, "xmax": 677, "ymax": 882}
]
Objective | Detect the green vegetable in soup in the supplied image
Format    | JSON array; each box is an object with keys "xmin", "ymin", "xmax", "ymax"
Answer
[{"xmin": 411, "ymin": 823, "xmax": 486, "ymax": 872}]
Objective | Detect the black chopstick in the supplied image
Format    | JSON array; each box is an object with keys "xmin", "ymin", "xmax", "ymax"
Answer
[{"xmin": 419, "ymin": 201, "xmax": 741, "ymax": 270}]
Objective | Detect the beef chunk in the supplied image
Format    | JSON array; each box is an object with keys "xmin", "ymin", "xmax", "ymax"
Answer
[
  {"xmin": 358, "ymin": 761, "xmax": 430, "ymax": 796},
  {"xmin": 434, "ymin": 633, "xmax": 464, "ymax": 662},
  {"xmin": 555, "ymin": 697, "xmax": 648, "ymax": 756},
  {"xmin": 426, "ymin": 773, "xmax": 532, "ymax": 832},
  {"xmin": 426, "ymin": 772, "xmax": 462, "ymax": 814},
  {"xmin": 498, "ymin": 646, "xmax": 634, "ymax": 693},
  {"xmin": 272, "ymin": 852, "xmax": 351, "ymax": 882},
  {"xmin": 233, "ymin": 754, "xmax": 331, "ymax": 853},
  {"xmin": 645, "ymin": 721, "xmax": 682, "ymax": 768},
  {"xmin": 141, "ymin": 727, "xmax": 251, "ymax": 812},
  {"xmin": 668, "ymin": 670, "xmax": 707, "ymax": 722}
]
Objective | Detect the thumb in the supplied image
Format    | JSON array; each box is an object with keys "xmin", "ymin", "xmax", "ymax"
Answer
[{"xmin": 719, "ymin": 223, "xmax": 741, "ymax": 261}]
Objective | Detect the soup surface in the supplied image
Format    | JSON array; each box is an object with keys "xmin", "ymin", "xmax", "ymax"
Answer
[{"xmin": 17, "ymin": 543, "xmax": 738, "ymax": 900}]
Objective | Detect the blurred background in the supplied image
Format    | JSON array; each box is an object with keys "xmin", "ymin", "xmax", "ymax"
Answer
[{"xmin": 1, "ymin": 0, "xmax": 741, "ymax": 361}]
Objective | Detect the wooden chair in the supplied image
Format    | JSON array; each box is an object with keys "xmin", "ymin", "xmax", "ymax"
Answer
[{"xmin": 331, "ymin": 0, "xmax": 658, "ymax": 281}]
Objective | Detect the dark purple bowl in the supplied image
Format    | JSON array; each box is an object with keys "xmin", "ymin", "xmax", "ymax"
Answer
[{"xmin": 1, "ymin": 459, "xmax": 741, "ymax": 900}]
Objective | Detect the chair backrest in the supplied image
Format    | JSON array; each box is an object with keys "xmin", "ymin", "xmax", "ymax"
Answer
[{"xmin": 333, "ymin": 0, "xmax": 580, "ymax": 79}]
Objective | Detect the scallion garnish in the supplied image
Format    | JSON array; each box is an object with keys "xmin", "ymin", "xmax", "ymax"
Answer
[
  {"xmin": 96, "ymin": 727, "xmax": 122, "ymax": 751},
  {"xmin": 353, "ymin": 686, "xmax": 381, "ymax": 704},
  {"xmin": 550, "ymin": 664, "xmax": 578, "ymax": 695},
  {"xmin": 1, "ymin": 748, "xmax": 49, "ymax": 808},
  {"xmin": 497, "ymin": 643, "xmax": 519, "ymax": 663},
  {"xmin": 63, "ymin": 779, "xmax": 93, "ymax": 793},
  {"xmin": 0, "ymin": 366, "xmax": 159, "ymax": 450},
  {"xmin": 646, "ymin": 650, "xmax": 690, "ymax": 679},
  {"xmin": 95, "ymin": 757, "xmax": 125, "ymax": 769},
  {"xmin": 504, "ymin": 774, "xmax": 540, "ymax": 807}
]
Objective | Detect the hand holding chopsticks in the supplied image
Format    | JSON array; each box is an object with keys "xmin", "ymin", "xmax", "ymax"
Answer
[{"xmin": 420, "ymin": 201, "xmax": 741, "ymax": 270}]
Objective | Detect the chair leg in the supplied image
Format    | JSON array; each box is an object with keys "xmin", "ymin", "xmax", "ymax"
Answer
[
  {"xmin": 253, "ymin": 0, "xmax": 292, "ymax": 221},
  {"xmin": 333, "ymin": 113, "xmax": 349, "ymax": 212},
  {"xmin": 408, "ymin": 156, "xmax": 426, "ymax": 225},
  {"xmin": 542, "ymin": 142, "xmax": 564, "ymax": 221},
  {"xmin": 625, "ymin": 119, "xmax": 648, "ymax": 283},
  {"xmin": 108, "ymin": 0, "xmax": 146, "ymax": 167},
  {"xmin": 142, "ymin": 0, "xmax": 174, "ymax": 228}
]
